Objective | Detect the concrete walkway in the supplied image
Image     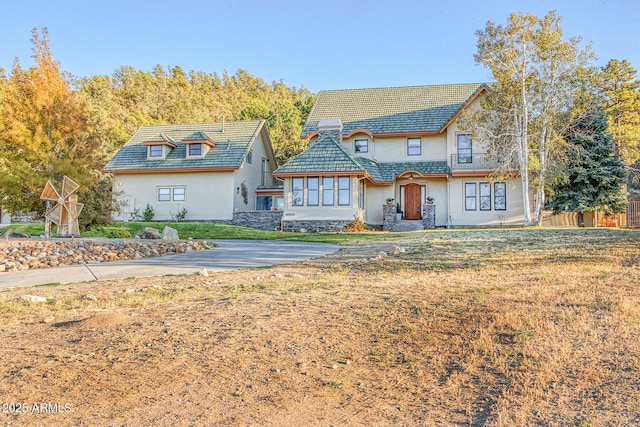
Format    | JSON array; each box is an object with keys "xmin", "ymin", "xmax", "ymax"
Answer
[{"xmin": 0, "ymin": 240, "xmax": 340, "ymax": 289}]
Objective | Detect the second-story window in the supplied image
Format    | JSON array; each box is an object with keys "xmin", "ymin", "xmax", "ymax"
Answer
[
  {"xmin": 407, "ymin": 138, "xmax": 421, "ymax": 156},
  {"xmin": 149, "ymin": 145, "xmax": 163, "ymax": 158},
  {"xmin": 355, "ymin": 139, "xmax": 369, "ymax": 153},
  {"xmin": 457, "ymin": 135, "xmax": 473, "ymax": 163},
  {"xmin": 188, "ymin": 143, "xmax": 202, "ymax": 156}
]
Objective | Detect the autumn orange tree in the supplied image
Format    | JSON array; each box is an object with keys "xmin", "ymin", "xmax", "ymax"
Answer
[{"xmin": 0, "ymin": 28, "xmax": 103, "ymax": 215}]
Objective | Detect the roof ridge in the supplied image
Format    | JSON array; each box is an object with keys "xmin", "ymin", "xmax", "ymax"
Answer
[{"xmin": 316, "ymin": 82, "xmax": 489, "ymax": 94}]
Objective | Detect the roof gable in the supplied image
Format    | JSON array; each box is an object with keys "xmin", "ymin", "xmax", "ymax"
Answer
[
  {"xmin": 104, "ymin": 121, "xmax": 267, "ymax": 173},
  {"xmin": 274, "ymin": 132, "xmax": 364, "ymax": 175},
  {"xmin": 302, "ymin": 83, "xmax": 489, "ymax": 137}
]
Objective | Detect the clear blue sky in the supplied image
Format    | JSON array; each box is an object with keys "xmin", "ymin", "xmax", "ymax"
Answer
[{"xmin": 1, "ymin": 0, "xmax": 639, "ymax": 93}]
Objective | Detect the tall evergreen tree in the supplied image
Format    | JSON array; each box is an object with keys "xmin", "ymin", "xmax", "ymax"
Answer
[{"xmin": 547, "ymin": 108, "xmax": 627, "ymax": 214}]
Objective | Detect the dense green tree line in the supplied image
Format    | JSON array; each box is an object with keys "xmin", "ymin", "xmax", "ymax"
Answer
[
  {"xmin": 79, "ymin": 65, "xmax": 315, "ymax": 163},
  {"xmin": 0, "ymin": 28, "xmax": 314, "ymax": 225}
]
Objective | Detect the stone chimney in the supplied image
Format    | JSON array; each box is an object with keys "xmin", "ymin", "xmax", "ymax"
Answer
[{"xmin": 317, "ymin": 118, "xmax": 343, "ymax": 144}]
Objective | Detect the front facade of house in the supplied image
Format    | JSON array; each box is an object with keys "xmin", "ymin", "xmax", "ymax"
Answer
[
  {"xmin": 104, "ymin": 121, "xmax": 282, "ymax": 222},
  {"xmin": 274, "ymin": 84, "xmax": 526, "ymax": 231}
]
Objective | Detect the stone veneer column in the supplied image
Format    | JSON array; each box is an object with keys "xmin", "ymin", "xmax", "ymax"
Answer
[
  {"xmin": 383, "ymin": 204, "xmax": 397, "ymax": 231},
  {"xmin": 422, "ymin": 204, "xmax": 436, "ymax": 229}
]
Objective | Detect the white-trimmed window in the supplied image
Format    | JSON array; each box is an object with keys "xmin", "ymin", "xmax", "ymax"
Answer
[
  {"xmin": 480, "ymin": 182, "xmax": 491, "ymax": 211},
  {"xmin": 323, "ymin": 177, "xmax": 334, "ymax": 205},
  {"xmin": 338, "ymin": 176, "xmax": 350, "ymax": 206},
  {"xmin": 158, "ymin": 187, "xmax": 185, "ymax": 202},
  {"xmin": 355, "ymin": 139, "xmax": 369, "ymax": 153},
  {"xmin": 173, "ymin": 187, "xmax": 185, "ymax": 201},
  {"xmin": 247, "ymin": 150, "xmax": 253, "ymax": 164},
  {"xmin": 158, "ymin": 187, "xmax": 171, "ymax": 202},
  {"xmin": 307, "ymin": 177, "xmax": 319, "ymax": 206},
  {"xmin": 292, "ymin": 178, "xmax": 304, "ymax": 206},
  {"xmin": 407, "ymin": 138, "xmax": 422, "ymax": 156},
  {"xmin": 494, "ymin": 182, "xmax": 507, "ymax": 210},
  {"xmin": 457, "ymin": 135, "xmax": 473, "ymax": 163},
  {"xmin": 149, "ymin": 145, "xmax": 163, "ymax": 158},
  {"xmin": 465, "ymin": 183, "xmax": 477, "ymax": 210}
]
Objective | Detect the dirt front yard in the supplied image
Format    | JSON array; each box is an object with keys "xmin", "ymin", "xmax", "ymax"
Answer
[{"xmin": 1, "ymin": 228, "xmax": 639, "ymax": 426}]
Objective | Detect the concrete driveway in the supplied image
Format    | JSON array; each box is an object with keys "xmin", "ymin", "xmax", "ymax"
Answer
[{"xmin": 0, "ymin": 240, "xmax": 340, "ymax": 289}]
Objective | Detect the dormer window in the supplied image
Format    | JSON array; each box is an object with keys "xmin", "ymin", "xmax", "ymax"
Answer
[
  {"xmin": 188, "ymin": 143, "xmax": 203, "ymax": 157},
  {"xmin": 144, "ymin": 136, "xmax": 176, "ymax": 160},
  {"xmin": 182, "ymin": 132, "xmax": 216, "ymax": 159},
  {"xmin": 149, "ymin": 145, "xmax": 163, "ymax": 158},
  {"xmin": 355, "ymin": 139, "xmax": 369, "ymax": 153}
]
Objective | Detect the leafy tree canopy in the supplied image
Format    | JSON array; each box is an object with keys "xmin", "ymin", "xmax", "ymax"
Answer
[
  {"xmin": 461, "ymin": 10, "xmax": 596, "ymax": 225},
  {"xmin": 0, "ymin": 28, "xmax": 103, "ymax": 214}
]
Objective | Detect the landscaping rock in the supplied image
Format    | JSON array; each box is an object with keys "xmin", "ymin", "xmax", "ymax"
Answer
[
  {"xmin": 0, "ymin": 238, "xmax": 216, "ymax": 273},
  {"xmin": 162, "ymin": 226, "xmax": 179, "ymax": 241},
  {"xmin": 20, "ymin": 295, "xmax": 47, "ymax": 304},
  {"xmin": 388, "ymin": 245, "xmax": 404, "ymax": 255},
  {"xmin": 139, "ymin": 227, "xmax": 162, "ymax": 239}
]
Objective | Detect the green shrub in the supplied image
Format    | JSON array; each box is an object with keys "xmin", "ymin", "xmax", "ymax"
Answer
[
  {"xmin": 143, "ymin": 204, "xmax": 155, "ymax": 221},
  {"xmin": 105, "ymin": 227, "xmax": 132, "ymax": 238}
]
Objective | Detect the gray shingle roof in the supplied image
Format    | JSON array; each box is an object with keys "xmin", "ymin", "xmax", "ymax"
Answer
[
  {"xmin": 275, "ymin": 134, "xmax": 450, "ymax": 183},
  {"xmin": 104, "ymin": 121, "xmax": 265, "ymax": 172},
  {"xmin": 302, "ymin": 83, "xmax": 488, "ymax": 137},
  {"xmin": 273, "ymin": 131, "xmax": 363, "ymax": 175}
]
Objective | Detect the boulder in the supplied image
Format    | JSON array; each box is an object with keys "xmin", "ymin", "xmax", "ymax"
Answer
[
  {"xmin": 162, "ymin": 226, "xmax": 179, "ymax": 241},
  {"xmin": 138, "ymin": 227, "xmax": 162, "ymax": 239},
  {"xmin": 20, "ymin": 295, "xmax": 48, "ymax": 304}
]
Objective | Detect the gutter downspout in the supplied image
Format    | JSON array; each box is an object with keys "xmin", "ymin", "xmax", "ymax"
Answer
[{"xmin": 446, "ymin": 176, "xmax": 451, "ymax": 228}]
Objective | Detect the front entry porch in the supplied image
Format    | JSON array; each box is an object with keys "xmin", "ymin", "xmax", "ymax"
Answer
[{"xmin": 402, "ymin": 183, "xmax": 423, "ymax": 220}]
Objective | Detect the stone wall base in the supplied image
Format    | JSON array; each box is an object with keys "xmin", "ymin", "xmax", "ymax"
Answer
[
  {"xmin": 231, "ymin": 211, "xmax": 283, "ymax": 231},
  {"xmin": 282, "ymin": 220, "xmax": 352, "ymax": 233}
]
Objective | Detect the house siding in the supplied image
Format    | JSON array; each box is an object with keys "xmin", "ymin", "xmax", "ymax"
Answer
[
  {"xmin": 232, "ymin": 130, "xmax": 274, "ymax": 212},
  {"xmin": 113, "ymin": 171, "xmax": 236, "ymax": 221},
  {"xmin": 447, "ymin": 177, "xmax": 525, "ymax": 227}
]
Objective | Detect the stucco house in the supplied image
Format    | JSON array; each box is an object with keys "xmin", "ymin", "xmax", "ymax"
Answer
[
  {"xmin": 104, "ymin": 120, "xmax": 282, "ymax": 222},
  {"xmin": 274, "ymin": 83, "xmax": 527, "ymax": 231}
]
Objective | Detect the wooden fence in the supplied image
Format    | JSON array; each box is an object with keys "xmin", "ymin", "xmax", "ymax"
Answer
[{"xmin": 627, "ymin": 201, "xmax": 640, "ymax": 228}]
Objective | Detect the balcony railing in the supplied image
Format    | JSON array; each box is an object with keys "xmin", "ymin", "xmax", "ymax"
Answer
[{"xmin": 450, "ymin": 152, "xmax": 511, "ymax": 171}]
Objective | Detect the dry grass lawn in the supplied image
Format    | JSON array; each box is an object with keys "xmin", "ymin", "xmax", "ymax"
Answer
[{"xmin": 0, "ymin": 228, "xmax": 639, "ymax": 426}]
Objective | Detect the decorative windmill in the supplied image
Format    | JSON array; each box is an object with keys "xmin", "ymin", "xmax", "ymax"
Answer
[{"xmin": 40, "ymin": 176, "xmax": 84, "ymax": 237}]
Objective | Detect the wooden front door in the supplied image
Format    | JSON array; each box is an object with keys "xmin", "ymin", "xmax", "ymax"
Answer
[{"xmin": 404, "ymin": 183, "xmax": 422, "ymax": 220}]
